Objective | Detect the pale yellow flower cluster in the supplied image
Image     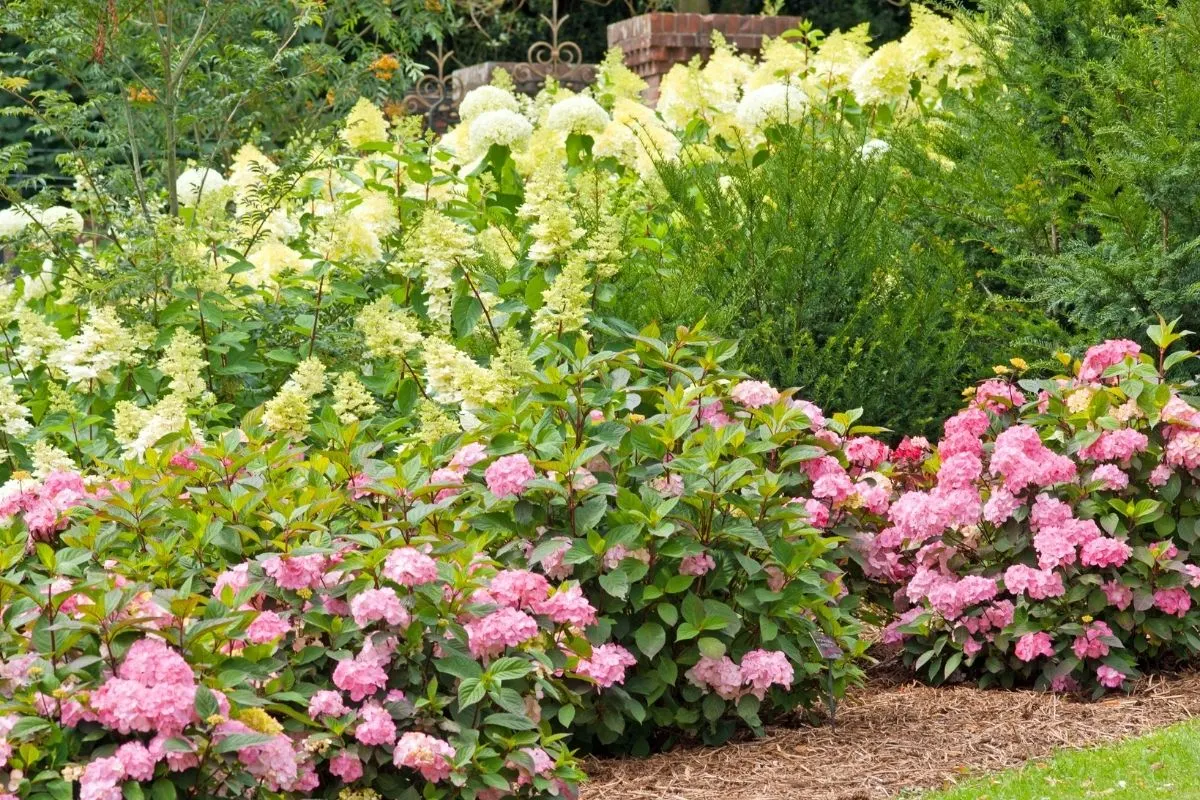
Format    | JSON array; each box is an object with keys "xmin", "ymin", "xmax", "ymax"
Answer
[{"xmin": 263, "ymin": 357, "xmax": 327, "ymax": 436}]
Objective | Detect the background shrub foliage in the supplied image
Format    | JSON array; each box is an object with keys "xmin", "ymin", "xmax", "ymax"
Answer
[{"xmin": 3, "ymin": 1, "xmax": 1200, "ymax": 798}]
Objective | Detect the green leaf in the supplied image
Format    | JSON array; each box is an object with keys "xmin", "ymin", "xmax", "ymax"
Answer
[
  {"xmin": 214, "ymin": 733, "xmax": 279, "ymax": 753},
  {"xmin": 150, "ymin": 779, "xmax": 177, "ymax": 800},
  {"xmin": 698, "ymin": 637, "xmax": 726, "ymax": 658},
  {"xmin": 458, "ymin": 678, "xmax": 487, "ymax": 707},
  {"xmin": 634, "ymin": 622, "xmax": 666, "ymax": 659},
  {"xmin": 487, "ymin": 657, "xmax": 531, "ymax": 682},
  {"xmin": 194, "ymin": 685, "xmax": 220, "ymax": 720},
  {"xmin": 484, "ymin": 712, "xmax": 536, "ymax": 730},
  {"xmin": 599, "ymin": 569, "xmax": 630, "ymax": 599},
  {"xmin": 436, "ymin": 655, "xmax": 484, "ymax": 680}
]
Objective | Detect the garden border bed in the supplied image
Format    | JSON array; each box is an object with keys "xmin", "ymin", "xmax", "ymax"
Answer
[{"xmin": 583, "ymin": 665, "xmax": 1200, "ymax": 799}]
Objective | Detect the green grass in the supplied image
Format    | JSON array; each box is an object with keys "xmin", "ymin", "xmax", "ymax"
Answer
[{"xmin": 922, "ymin": 721, "xmax": 1200, "ymax": 800}]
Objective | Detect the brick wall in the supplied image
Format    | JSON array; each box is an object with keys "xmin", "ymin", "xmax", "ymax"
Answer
[{"xmin": 607, "ymin": 13, "xmax": 806, "ymax": 101}]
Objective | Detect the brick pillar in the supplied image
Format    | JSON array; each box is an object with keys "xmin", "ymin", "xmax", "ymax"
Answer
[{"xmin": 607, "ymin": 13, "xmax": 807, "ymax": 103}]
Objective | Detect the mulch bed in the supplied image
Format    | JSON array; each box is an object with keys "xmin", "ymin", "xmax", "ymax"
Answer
[{"xmin": 582, "ymin": 665, "xmax": 1200, "ymax": 800}]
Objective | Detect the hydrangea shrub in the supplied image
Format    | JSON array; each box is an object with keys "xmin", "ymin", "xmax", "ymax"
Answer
[
  {"xmin": 869, "ymin": 321, "xmax": 1200, "ymax": 693},
  {"xmin": 0, "ymin": 435, "xmax": 605, "ymax": 799},
  {"xmin": 407, "ymin": 323, "xmax": 871, "ymax": 749}
]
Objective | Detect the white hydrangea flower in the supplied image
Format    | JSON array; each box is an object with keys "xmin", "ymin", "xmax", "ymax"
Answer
[
  {"xmin": 176, "ymin": 168, "xmax": 227, "ymax": 207},
  {"xmin": 39, "ymin": 206, "xmax": 85, "ymax": 235},
  {"xmin": 468, "ymin": 109, "xmax": 533, "ymax": 156},
  {"xmin": 736, "ymin": 83, "xmax": 808, "ymax": 130},
  {"xmin": 340, "ymin": 98, "xmax": 390, "ymax": 148},
  {"xmin": 0, "ymin": 207, "xmax": 33, "ymax": 239},
  {"xmin": 545, "ymin": 95, "xmax": 611, "ymax": 135},
  {"xmin": 859, "ymin": 138, "xmax": 891, "ymax": 160},
  {"xmin": 850, "ymin": 42, "xmax": 913, "ymax": 107},
  {"xmin": 458, "ymin": 85, "xmax": 521, "ymax": 123}
]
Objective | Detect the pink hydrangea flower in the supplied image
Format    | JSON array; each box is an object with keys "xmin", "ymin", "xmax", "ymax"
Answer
[
  {"xmin": 394, "ymin": 731, "xmax": 455, "ymax": 782},
  {"xmin": 1080, "ymin": 537, "xmax": 1133, "ymax": 569},
  {"xmin": 1078, "ymin": 429, "xmax": 1148, "ymax": 463},
  {"xmin": 650, "ymin": 472, "xmax": 684, "ymax": 497},
  {"xmin": 937, "ymin": 452, "xmax": 982, "ymax": 489},
  {"xmin": 927, "ymin": 576, "xmax": 998, "ymax": 621},
  {"xmin": 697, "ymin": 399, "xmax": 732, "ymax": 427},
  {"xmin": 115, "ymin": 742, "xmax": 156, "ymax": 781},
  {"xmin": 801, "ymin": 498, "xmax": 831, "ymax": 528},
  {"xmin": 91, "ymin": 679, "xmax": 197, "ymax": 736},
  {"xmin": 531, "ymin": 584, "xmax": 596, "ymax": 628},
  {"xmin": 1079, "ymin": 339, "xmax": 1141, "ymax": 381},
  {"xmin": 982, "ymin": 488, "xmax": 1020, "ymax": 525},
  {"xmin": 1150, "ymin": 464, "xmax": 1174, "ymax": 487},
  {"xmin": 329, "ymin": 751, "xmax": 363, "ymax": 782},
  {"xmin": 489, "ymin": 569, "xmax": 551, "ymax": 609},
  {"xmin": 1154, "ymin": 587, "xmax": 1192, "ymax": 617},
  {"xmin": 465, "ymin": 608, "xmax": 540, "ymax": 658},
  {"xmin": 845, "ymin": 436, "xmax": 891, "ymax": 468},
  {"xmin": 449, "ymin": 442, "xmax": 489, "ymax": 471},
  {"xmin": 1033, "ymin": 528, "xmax": 1077, "ymax": 570},
  {"xmin": 308, "ymin": 690, "xmax": 349, "ymax": 718},
  {"xmin": 1166, "ymin": 431, "xmax": 1200, "ymax": 469},
  {"xmin": 1014, "ymin": 631, "xmax": 1055, "ymax": 662},
  {"xmin": 353, "ymin": 701, "xmax": 397, "ymax": 746},
  {"xmin": 118, "ymin": 638, "xmax": 195, "ymax": 685},
  {"xmin": 333, "ymin": 642, "xmax": 392, "ymax": 701},
  {"xmin": 1091, "ymin": 464, "xmax": 1129, "ymax": 491},
  {"xmin": 576, "ymin": 643, "xmax": 637, "ymax": 688},
  {"xmin": 1029, "ymin": 495, "xmax": 1073, "ymax": 532},
  {"xmin": 789, "ymin": 398, "xmax": 826, "ymax": 429},
  {"xmin": 972, "ymin": 379, "xmax": 1026, "ymax": 413},
  {"xmin": 893, "ymin": 436, "xmax": 930, "ymax": 463},
  {"xmin": 428, "ymin": 467, "xmax": 464, "ymax": 502},
  {"xmin": 1096, "ymin": 665, "xmax": 1125, "ymax": 689},
  {"xmin": 382, "ymin": 547, "xmax": 439, "ymax": 587},
  {"xmin": 889, "ymin": 486, "xmax": 982, "ymax": 543},
  {"xmin": 351, "ymin": 587, "xmax": 410, "ymax": 629},
  {"xmin": 246, "ymin": 610, "xmax": 291, "ymax": 644},
  {"xmin": 990, "ymin": 425, "xmax": 1077, "ymax": 492},
  {"xmin": 509, "ymin": 746, "xmax": 555, "ymax": 787},
  {"xmin": 213, "ymin": 563, "xmax": 251, "ymax": 599},
  {"xmin": 730, "ymin": 380, "xmax": 779, "ymax": 409},
  {"xmin": 534, "ymin": 537, "xmax": 573, "ymax": 580},
  {"xmin": 1102, "ymin": 580, "xmax": 1133, "ymax": 610},
  {"xmin": 262, "ymin": 553, "xmax": 327, "ymax": 591},
  {"xmin": 80, "ymin": 756, "xmax": 126, "ymax": 800},
  {"xmin": 1072, "ymin": 620, "xmax": 1113, "ymax": 660},
  {"xmin": 1004, "ymin": 565, "xmax": 1065, "ymax": 600},
  {"xmin": 485, "ymin": 453, "xmax": 537, "ymax": 497},
  {"xmin": 739, "ymin": 650, "xmax": 794, "ymax": 699},
  {"xmin": 685, "ymin": 655, "xmax": 742, "ymax": 699},
  {"xmin": 679, "ymin": 553, "xmax": 716, "ymax": 576}
]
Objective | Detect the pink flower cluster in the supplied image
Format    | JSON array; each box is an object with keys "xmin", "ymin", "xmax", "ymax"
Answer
[
  {"xmin": 1014, "ymin": 631, "xmax": 1055, "ymax": 662},
  {"xmin": 730, "ymin": 380, "xmax": 780, "ymax": 409},
  {"xmin": 989, "ymin": 426, "xmax": 1076, "ymax": 493},
  {"xmin": 686, "ymin": 649, "xmax": 794, "ymax": 700},
  {"xmin": 465, "ymin": 607, "xmax": 540, "ymax": 658},
  {"xmin": 263, "ymin": 553, "xmax": 327, "ymax": 590},
  {"xmin": 89, "ymin": 639, "xmax": 200, "ymax": 736},
  {"xmin": 332, "ymin": 638, "xmax": 393, "ymax": 701},
  {"xmin": 575, "ymin": 643, "xmax": 637, "ymax": 688},
  {"xmin": 382, "ymin": 547, "xmax": 438, "ymax": 586},
  {"xmin": 1078, "ymin": 339, "xmax": 1140, "ymax": 382},
  {"xmin": 484, "ymin": 453, "xmax": 537, "ymax": 498},
  {"xmin": 394, "ymin": 731, "xmax": 455, "ymax": 782},
  {"xmin": 0, "ymin": 471, "xmax": 93, "ymax": 541},
  {"xmin": 1072, "ymin": 621, "xmax": 1113, "ymax": 660}
]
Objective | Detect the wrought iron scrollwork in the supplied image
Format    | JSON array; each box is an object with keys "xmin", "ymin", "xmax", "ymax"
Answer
[{"xmin": 402, "ymin": 43, "xmax": 462, "ymax": 132}]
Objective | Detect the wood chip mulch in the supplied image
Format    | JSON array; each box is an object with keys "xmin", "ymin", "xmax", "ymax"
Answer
[{"xmin": 582, "ymin": 666, "xmax": 1200, "ymax": 800}]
